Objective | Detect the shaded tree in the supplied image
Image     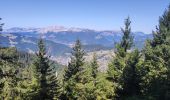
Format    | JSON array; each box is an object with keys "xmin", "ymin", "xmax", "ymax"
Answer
[
  {"xmin": 31, "ymin": 38, "xmax": 60, "ymax": 99},
  {"xmin": 107, "ymin": 17, "xmax": 133, "ymax": 83},
  {"xmin": 120, "ymin": 49, "xmax": 143, "ymax": 99},
  {"xmin": 91, "ymin": 53, "xmax": 98, "ymax": 79},
  {"xmin": 142, "ymin": 4, "xmax": 170, "ymax": 100},
  {"xmin": 62, "ymin": 39, "xmax": 86, "ymax": 99}
]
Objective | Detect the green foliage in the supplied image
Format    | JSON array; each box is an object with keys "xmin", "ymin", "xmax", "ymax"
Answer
[
  {"xmin": 29, "ymin": 38, "xmax": 61, "ymax": 99},
  {"xmin": 120, "ymin": 17, "xmax": 134, "ymax": 53},
  {"xmin": 0, "ymin": 47, "xmax": 21, "ymax": 99},
  {"xmin": 107, "ymin": 17, "xmax": 145, "ymax": 99},
  {"xmin": 107, "ymin": 17, "xmax": 133, "ymax": 81},
  {"xmin": 62, "ymin": 39, "xmax": 86, "ymax": 99},
  {"xmin": 93, "ymin": 73, "xmax": 115, "ymax": 99},
  {"xmin": 0, "ymin": 19, "xmax": 22, "ymax": 99},
  {"xmin": 91, "ymin": 53, "xmax": 98, "ymax": 79},
  {"xmin": 120, "ymin": 49, "xmax": 143, "ymax": 98},
  {"xmin": 2, "ymin": 3, "xmax": 170, "ymax": 99},
  {"xmin": 64, "ymin": 39, "xmax": 85, "ymax": 81},
  {"xmin": 142, "ymin": 4, "xmax": 170, "ymax": 100},
  {"xmin": 0, "ymin": 18, "xmax": 4, "ymax": 48},
  {"xmin": 107, "ymin": 18, "xmax": 133, "ymax": 87},
  {"xmin": 151, "ymin": 5, "xmax": 170, "ymax": 46}
]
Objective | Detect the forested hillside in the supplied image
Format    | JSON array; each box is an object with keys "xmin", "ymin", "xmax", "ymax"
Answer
[{"xmin": 1, "ymin": 4, "xmax": 170, "ymax": 100}]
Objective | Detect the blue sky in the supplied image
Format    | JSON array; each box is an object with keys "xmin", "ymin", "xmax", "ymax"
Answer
[{"xmin": 0, "ymin": 0, "xmax": 169, "ymax": 33}]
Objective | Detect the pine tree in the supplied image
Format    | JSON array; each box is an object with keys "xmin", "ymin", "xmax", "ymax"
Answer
[
  {"xmin": 0, "ymin": 17, "xmax": 4, "ymax": 92},
  {"xmin": 62, "ymin": 39, "xmax": 86, "ymax": 99},
  {"xmin": 107, "ymin": 17, "xmax": 144, "ymax": 99},
  {"xmin": 121, "ymin": 49, "xmax": 142, "ymax": 98},
  {"xmin": 143, "ymin": 4, "xmax": 170, "ymax": 99},
  {"xmin": 90, "ymin": 53, "xmax": 98, "ymax": 98},
  {"xmin": 91, "ymin": 53, "xmax": 98, "ymax": 79},
  {"xmin": 119, "ymin": 16, "xmax": 133, "ymax": 56},
  {"xmin": 0, "ymin": 20, "xmax": 21, "ymax": 99},
  {"xmin": 64, "ymin": 39, "xmax": 85, "ymax": 82},
  {"xmin": 31, "ymin": 38, "xmax": 60, "ymax": 99},
  {"xmin": 0, "ymin": 47, "xmax": 21, "ymax": 99},
  {"xmin": 0, "ymin": 18, "xmax": 4, "ymax": 48},
  {"xmin": 151, "ymin": 5, "xmax": 170, "ymax": 46},
  {"xmin": 107, "ymin": 17, "xmax": 133, "ymax": 83},
  {"xmin": 87, "ymin": 53, "xmax": 115, "ymax": 99}
]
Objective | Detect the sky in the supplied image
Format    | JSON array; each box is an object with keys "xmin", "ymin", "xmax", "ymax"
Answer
[{"xmin": 0, "ymin": 0, "xmax": 169, "ymax": 33}]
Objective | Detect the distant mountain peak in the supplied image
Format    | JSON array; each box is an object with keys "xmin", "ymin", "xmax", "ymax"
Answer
[
  {"xmin": 4, "ymin": 26, "xmax": 96, "ymax": 33},
  {"xmin": 4, "ymin": 26, "xmax": 149, "ymax": 35},
  {"xmin": 39, "ymin": 25, "xmax": 67, "ymax": 33},
  {"xmin": 4, "ymin": 27, "xmax": 39, "ymax": 32}
]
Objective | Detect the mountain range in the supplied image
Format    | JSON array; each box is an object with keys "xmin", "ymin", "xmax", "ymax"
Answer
[{"xmin": 1, "ymin": 26, "xmax": 153, "ymax": 57}]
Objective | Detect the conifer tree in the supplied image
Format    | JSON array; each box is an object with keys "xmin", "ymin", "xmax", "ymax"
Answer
[
  {"xmin": 0, "ymin": 18, "xmax": 4, "ymax": 48},
  {"xmin": 31, "ymin": 38, "xmax": 60, "ymax": 99},
  {"xmin": 0, "ymin": 18, "xmax": 3, "ymax": 92},
  {"xmin": 90, "ymin": 52, "xmax": 99, "ymax": 95},
  {"xmin": 120, "ymin": 49, "xmax": 142, "ymax": 98},
  {"xmin": 151, "ymin": 5, "xmax": 170, "ymax": 46},
  {"xmin": 63, "ymin": 39, "xmax": 86, "ymax": 99},
  {"xmin": 64, "ymin": 39, "xmax": 85, "ymax": 82},
  {"xmin": 143, "ymin": 5, "xmax": 170, "ymax": 99},
  {"xmin": 0, "ymin": 47, "xmax": 21, "ymax": 99},
  {"xmin": 89, "ymin": 53, "xmax": 115, "ymax": 99},
  {"xmin": 107, "ymin": 17, "xmax": 144, "ymax": 99},
  {"xmin": 107, "ymin": 17, "xmax": 133, "ymax": 82},
  {"xmin": 91, "ymin": 53, "xmax": 98, "ymax": 79},
  {"xmin": 0, "ymin": 20, "xmax": 21, "ymax": 99},
  {"xmin": 118, "ymin": 17, "xmax": 133, "ymax": 57}
]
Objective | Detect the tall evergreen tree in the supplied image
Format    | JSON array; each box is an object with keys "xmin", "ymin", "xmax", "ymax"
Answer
[
  {"xmin": 118, "ymin": 16, "xmax": 133, "ymax": 56},
  {"xmin": 0, "ymin": 19, "xmax": 21, "ymax": 99},
  {"xmin": 90, "ymin": 53, "xmax": 99, "ymax": 99},
  {"xmin": 143, "ymin": 4, "xmax": 170, "ymax": 99},
  {"xmin": 64, "ymin": 39, "xmax": 85, "ymax": 82},
  {"xmin": 0, "ymin": 18, "xmax": 4, "ymax": 92},
  {"xmin": 62, "ymin": 39, "xmax": 86, "ymax": 99},
  {"xmin": 91, "ymin": 53, "xmax": 98, "ymax": 79},
  {"xmin": 0, "ymin": 47, "xmax": 21, "ymax": 99},
  {"xmin": 151, "ymin": 5, "xmax": 170, "ymax": 46},
  {"xmin": 31, "ymin": 38, "xmax": 60, "ymax": 99},
  {"xmin": 0, "ymin": 18, "xmax": 4, "ymax": 48},
  {"xmin": 120, "ymin": 49, "xmax": 143, "ymax": 99},
  {"xmin": 107, "ymin": 17, "xmax": 144, "ymax": 99},
  {"xmin": 107, "ymin": 17, "xmax": 133, "ymax": 82}
]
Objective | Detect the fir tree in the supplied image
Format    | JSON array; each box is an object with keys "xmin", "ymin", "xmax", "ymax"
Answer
[
  {"xmin": 151, "ymin": 5, "xmax": 170, "ymax": 46},
  {"xmin": 0, "ymin": 18, "xmax": 3, "ymax": 92},
  {"xmin": 91, "ymin": 53, "xmax": 98, "ymax": 79},
  {"xmin": 143, "ymin": 4, "xmax": 170, "ymax": 99},
  {"xmin": 31, "ymin": 38, "xmax": 60, "ymax": 100},
  {"xmin": 0, "ymin": 47, "xmax": 21, "ymax": 99},
  {"xmin": 0, "ymin": 18, "xmax": 4, "ymax": 48},
  {"xmin": 107, "ymin": 17, "xmax": 142, "ymax": 99},
  {"xmin": 107, "ymin": 17, "xmax": 133, "ymax": 82},
  {"xmin": 119, "ymin": 17, "xmax": 133, "ymax": 55},
  {"xmin": 0, "ymin": 20, "xmax": 21, "ymax": 99},
  {"xmin": 64, "ymin": 39, "xmax": 85, "ymax": 82},
  {"xmin": 120, "ymin": 49, "xmax": 142, "ymax": 98},
  {"xmin": 63, "ymin": 39, "xmax": 86, "ymax": 99}
]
